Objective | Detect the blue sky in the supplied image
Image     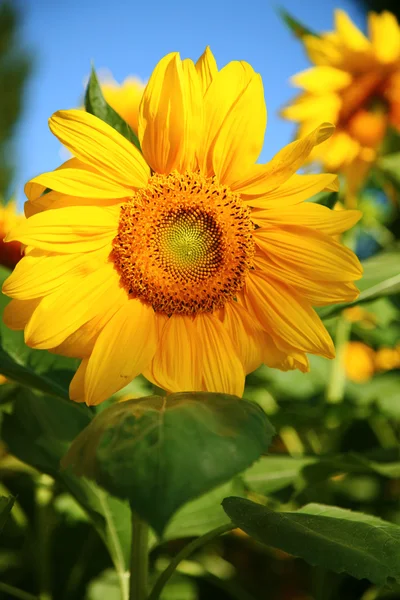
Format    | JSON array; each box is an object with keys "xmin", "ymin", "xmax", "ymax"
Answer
[{"xmin": 14, "ymin": 0, "xmax": 364, "ymax": 206}]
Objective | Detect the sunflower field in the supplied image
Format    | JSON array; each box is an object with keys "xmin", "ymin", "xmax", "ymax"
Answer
[{"xmin": 0, "ymin": 1, "xmax": 399, "ymax": 599}]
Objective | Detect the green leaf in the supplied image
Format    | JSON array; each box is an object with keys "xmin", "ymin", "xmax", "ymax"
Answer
[
  {"xmin": 0, "ymin": 495, "xmax": 14, "ymax": 533},
  {"xmin": 242, "ymin": 456, "xmax": 316, "ymax": 494},
  {"xmin": 86, "ymin": 569, "xmax": 122, "ymax": 600},
  {"xmin": 318, "ymin": 251, "xmax": 400, "ymax": 319},
  {"xmin": 309, "ymin": 191, "xmax": 338, "ymax": 209},
  {"xmin": 163, "ymin": 478, "xmax": 245, "ymax": 543},
  {"xmin": 278, "ymin": 9, "xmax": 317, "ymax": 39},
  {"xmin": 298, "ymin": 452, "xmax": 400, "ymax": 493},
  {"xmin": 1, "ymin": 388, "xmax": 131, "ymax": 581},
  {"xmin": 63, "ymin": 393, "xmax": 275, "ymax": 536},
  {"xmin": 85, "ymin": 66, "xmax": 141, "ymax": 150},
  {"xmin": 223, "ymin": 498, "xmax": 400, "ymax": 586},
  {"xmin": 378, "ymin": 152, "xmax": 400, "ymax": 189}
]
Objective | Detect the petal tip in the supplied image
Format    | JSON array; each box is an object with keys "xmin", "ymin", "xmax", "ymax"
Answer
[{"xmin": 317, "ymin": 122, "xmax": 336, "ymax": 144}]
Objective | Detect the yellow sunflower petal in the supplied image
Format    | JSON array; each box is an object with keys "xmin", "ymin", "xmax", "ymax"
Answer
[
  {"xmin": 69, "ymin": 359, "xmax": 88, "ymax": 403},
  {"xmin": 211, "ymin": 72, "xmax": 266, "ymax": 185},
  {"xmin": 291, "ymin": 66, "xmax": 352, "ymax": 93},
  {"xmin": 199, "ymin": 60, "xmax": 255, "ymax": 176},
  {"xmin": 281, "ymin": 91, "xmax": 341, "ymax": 122},
  {"xmin": 194, "ymin": 312, "xmax": 245, "ymax": 396},
  {"xmin": 335, "ymin": 9, "xmax": 371, "ymax": 52},
  {"xmin": 3, "ymin": 249, "xmax": 108, "ymax": 300},
  {"xmin": 51, "ymin": 285, "xmax": 127, "ymax": 358},
  {"xmin": 252, "ymin": 203, "xmax": 362, "ymax": 235},
  {"xmin": 139, "ymin": 52, "xmax": 203, "ymax": 173},
  {"xmin": 303, "ymin": 34, "xmax": 343, "ymax": 67},
  {"xmin": 254, "ymin": 253, "xmax": 360, "ymax": 306},
  {"xmin": 253, "ymin": 226, "xmax": 362, "ymax": 282},
  {"xmin": 3, "ymin": 298, "xmax": 41, "ymax": 330},
  {"xmin": 369, "ymin": 11, "xmax": 400, "ymax": 63},
  {"xmin": 322, "ymin": 130, "xmax": 360, "ymax": 171},
  {"xmin": 243, "ymin": 173, "xmax": 339, "ymax": 208},
  {"xmin": 84, "ymin": 299, "xmax": 157, "ymax": 405},
  {"xmin": 144, "ymin": 315, "xmax": 201, "ymax": 392},
  {"xmin": 24, "ymin": 190, "xmax": 122, "ymax": 218},
  {"xmin": 261, "ymin": 332, "xmax": 309, "ymax": 373},
  {"xmin": 231, "ymin": 123, "xmax": 335, "ymax": 196},
  {"xmin": 24, "ymin": 265, "xmax": 121, "ymax": 349},
  {"xmin": 243, "ymin": 271, "xmax": 335, "ymax": 359},
  {"xmin": 25, "ymin": 157, "xmax": 83, "ymax": 202},
  {"xmin": 195, "ymin": 46, "xmax": 218, "ymax": 95},
  {"xmin": 5, "ymin": 205, "xmax": 119, "ymax": 253},
  {"xmin": 26, "ymin": 168, "xmax": 130, "ymax": 199},
  {"xmin": 220, "ymin": 301, "xmax": 265, "ymax": 374},
  {"xmin": 49, "ymin": 109, "xmax": 150, "ymax": 188}
]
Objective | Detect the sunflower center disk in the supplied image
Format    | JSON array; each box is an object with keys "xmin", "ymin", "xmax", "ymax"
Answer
[{"xmin": 112, "ymin": 171, "xmax": 255, "ymax": 315}]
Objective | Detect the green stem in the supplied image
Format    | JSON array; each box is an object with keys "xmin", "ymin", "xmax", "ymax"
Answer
[
  {"xmin": 129, "ymin": 509, "xmax": 149, "ymax": 600},
  {"xmin": 148, "ymin": 523, "xmax": 235, "ymax": 600},
  {"xmin": 35, "ymin": 475, "xmax": 54, "ymax": 600},
  {"xmin": 0, "ymin": 582, "xmax": 38, "ymax": 600},
  {"xmin": 326, "ymin": 316, "xmax": 351, "ymax": 404}
]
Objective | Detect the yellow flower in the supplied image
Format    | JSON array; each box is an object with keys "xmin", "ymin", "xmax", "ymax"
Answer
[
  {"xmin": 282, "ymin": 10, "xmax": 400, "ymax": 182},
  {"xmin": 0, "ymin": 200, "xmax": 24, "ymax": 270},
  {"xmin": 2, "ymin": 48, "xmax": 362, "ymax": 406},
  {"xmin": 344, "ymin": 341, "xmax": 375, "ymax": 382},
  {"xmin": 375, "ymin": 346, "xmax": 400, "ymax": 371},
  {"xmin": 101, "ymin": 76, "xmax": 145, "ymax": 134}
]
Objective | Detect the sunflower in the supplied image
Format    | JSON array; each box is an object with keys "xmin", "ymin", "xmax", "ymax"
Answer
[
  {"xmin": 282, "ymin": 10, "xmax": 400, "ymax": 186},
  {"xmin": 344, "ymin": 341, "xmax": 375, "ymax": 383},
  {"xmin": 3, "ymin": 48, "xmax": 362, "ymax": 405},
  {"xmin": 0, "ymin": 200, "xmax": 24, "ymax": 270},
  {"xmin": 101, "ymin": 75, "xmax": 145, "ymax": 134}
]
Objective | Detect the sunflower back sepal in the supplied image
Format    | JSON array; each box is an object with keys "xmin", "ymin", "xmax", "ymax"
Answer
[
  {"xmin": 278, "ymin": 8, "xmax": 318, "ymax": 40},
  {"xmin": 85, "ymin": 66, "xmax": 141, "ymax": 151},
  {"xmin": 61, "ymin": 392, "xmax": 275, "ymax": 536}
]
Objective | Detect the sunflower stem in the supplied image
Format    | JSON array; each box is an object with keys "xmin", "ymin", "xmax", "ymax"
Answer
[
  {"xmin": 326, "ymin": 316, "xmax": 351, "ymax": 404},
  {"xmin": 129, "ymin": 508, "xmax": 149, "ymax": 600},
  {"xmin": 148, "ymin": 523, "xmax": 235, "ymax": 600}
]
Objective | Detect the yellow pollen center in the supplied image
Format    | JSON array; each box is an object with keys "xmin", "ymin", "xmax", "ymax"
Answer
[{"xmin": 112, "ymin": 171, "xmax": 255, "ymax": 315}]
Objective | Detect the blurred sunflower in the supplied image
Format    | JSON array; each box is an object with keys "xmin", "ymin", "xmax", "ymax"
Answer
[
  {"xmin": 344, "ymin": 341, "xmax": 376, "ymax": 382},
  {"xmin": 0, "ymin": 200, "xmax": 24, "ymax": 270},
  {"xmin": 282, "ymin": 10, "xmax": 400, "ymax": 192},
  {"xmin": 101, "ymin": 75, "xmax": 145, "ymax": 135},
  {"xmin": 3, "ymin": 48, "xmax": 362, "ymax": 405}
]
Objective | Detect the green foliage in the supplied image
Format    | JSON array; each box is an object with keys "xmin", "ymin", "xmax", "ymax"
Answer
[
  {"xmin": 63, "ymin": 393, "xmax": 275, "ymax": 535},
  {"xmin": 85, "ymin": 66, "xmax": 141, "ymax": 150},
  {"xmin": 164, "ymin": 478, "xmax": 246, "ymax": 542},
  {"xmin": 0, "ymin": 2, "xmax": 31, "ymax": 199},
  {"xmin": 223, "ymin": 497, "xmax": 400, "ymax": 586},
  {"xmin": 0, "ymin": 495, "xmax": 14, "ymax": 533}
]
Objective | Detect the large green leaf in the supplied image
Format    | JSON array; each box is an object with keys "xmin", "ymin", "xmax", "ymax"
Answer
[
  {"xmin": 223, "ymin": 498, "xmax": 400, "ymax": 586},
  {"xmin": 0, "ymin": 266, "xmax": 78, "ymax": 399},
  {"xmin": 318, "ymin": 251, "xmax": 400, "ymax": 319},
  {"xmin": 0, "ymin": 495, "xmax": 14, "ymax": 533},
  {"xmin": 63, "ymin": 393, "xmax": 275, "ymax": 536},
  {"xmin": 85, "ymin": 66, "xmax": 141, "ymax": 150},
  {"xmin": 1, "ymin": 388, "xmax": 131, "ymax": 585}
]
